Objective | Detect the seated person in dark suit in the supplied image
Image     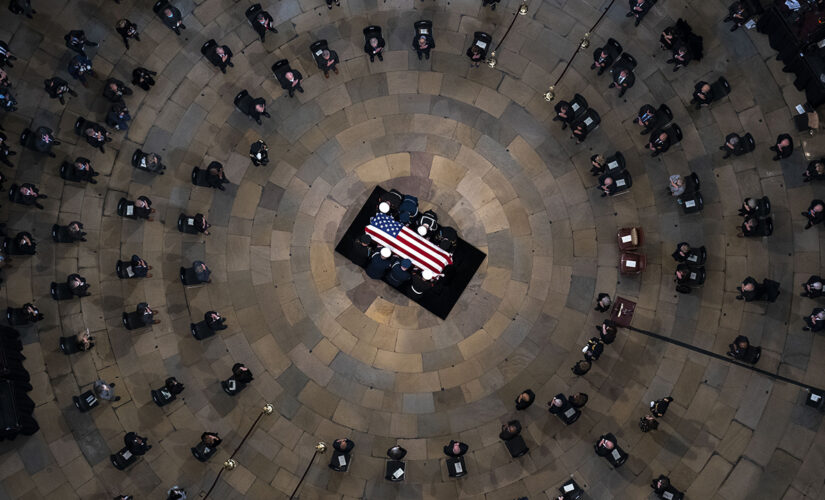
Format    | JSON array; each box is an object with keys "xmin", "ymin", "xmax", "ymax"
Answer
[
  {"xmin": 571, "ymin": 122, "xmax": 589, "ymax": 144},
  {"xmin": 515, "ymin": 389, "xmax": 534, "ymax": 410},
  {"xmin": 333, "ymin": 437, "xmax": 355, "ymax": 454},
  {"xmin": 498, "ymin": 420, "xmax": 522, "ymax": 440},
  {"xmin": 128, "ymin": 254, "xmax": 151, "ymax": 277},
  {"xmin": 9, "ymin": 231, "xmax": 36, "ymax": 255},
  {"xmin": 205, "ymin": 43, "xmax": 233, "ymax": 73},
  {"xmin": 571, "ymin": 359, "xmax": 591, "ymax": 375},
  {"xmin": 647, "ymin": 129, "xmax": 671, "ymax": 156},
  {"xmin": 691, "ymin": 81, "xmax": 712, "ymax": 109},
  {"xmin": 803, "ymin": 199, "xmax": 825, "ymax": 229},
  {"xmin": 770, "ymin": 134, "xmax": 793, "ymax": 161},
  {"xmin": 44, "ymin": 77, "xmax": 77, "ymax": 104},
  {"xmin": 639, "ymin": 415, "xmax": 659, "ymax": 432},
  {"xmin": 205, "ymin": 311, "xmax": 227, "ymax": 330},
  {"xmin": 133, "ymin": 196, "xmax": 155, "ymax": 220},
  {"xmin": 723, "ymin": 1, "xmax": 750, "ymax": 31},
  {"xmin": 365, "ymin": 35, "xmax": 385, "ymax": 62},
  {"xmin": 70, "ymin": 157, "xmax": 99, "ymax": 183},
  {"xmin": 609, "ymin": 68, "xmax": 635, "ymax": 97},
  {"xmin": 597, "ymin": 174, "xmax": 617, "ymax": 197},
  {"xmin": 590, "ymin": 154, "xmax": 606, "ymax": 176},
  {"xmin": 633, "ymin": 104, "xmax": 658, "ymax": 134},
  {"xmin": 803, "ymin": 160, "xmax": 825, "ymax": 182},
  {"xmin": 125, "ymin": 432, "xmax": 151, "ymax": 455},
  {"xmin": 161, "ymin": 4, "xmax": 186, "ymax": 35},
  {"xmin": 803, "ymin": 308, "xmax": 825, "ymax": 332},
  {"xmin": 318, "ymin": 49, "xmax": 340, "ymax": 77},
  {"xmin": 281, "ymin": 70, "xmax": 304, "ymax": 97},
  {"xmin": 136, "ymin": 302, "xmax": 160, "ymax": 326},
  {"xmin": 1, "ymin": 131, "xmax": 18, "ymax": 167},
  {"xmin": 801, "ymin": 275, "xmax": 823, "ymax": 298},
  {"xmin": 672, "ymin": 242, "xmax": 691, "ymax": 262},
  {"xmin": 667, "ymin": 43, "xmax": 692, "ymax": 72},
  {"xmin": 727, "ymin": 335, "xmax": 758, "ymax": 360},
  {"xmin": 591, "ymin": 46, "xmax": 615, "ymax": 75},
  {"xmin": 64, "ymin": 30, "xmax": 98, "ymax": 55},
  {"xmin": 553, "ymin": 101, "xmax": 575, "ymax": 130},
  {"xmin": 626, "ymin": 0, "xmax": 653, "ymax": 26},
  {"xmin": 735, "ymin": 276, "xmax": 764, "ymax": 301},
  {"xmin": 720, "ymin": 133, "xmax": 746, "ymax": 158},
  {"xmin": 252, "ymin": 9, "xmax": 278, "ymax": 41},
  {"xmin": 674, "ymin": 264, "xmax": 691, "ymax": 285},
  {"xmin": 82, "ymin": 122, "xmax": 112, "ymax": 153},
  {"xmin": 352, "ymin": 234, "xmax": 374, "ymax": 266},
  {"xmin": 413, "ymin": 34, "xmax": 435, "ymax": 60},
  {"xmin": 67, "ymin": 273, "xmax": 91, "ymax": 296},
  {"xmin": 106, "ymin": 102, "xmax": 132, "ymax": 131},
  {"xmin": 0, "ymin": 40, "xmax": 17, "ymax": 68},
  {"xmin": 250, "ymin": 140, "xmax": 269, "ymax": 166},
  {"xmin": 67, "ymin": 54, "xmax": 94, "ymax": 86},
  {"xmin": 594, "ymin": 433, "xmax": 617, "ymax": 456},
  {"xmin": 547, "ymin": 394, "xmax": 569, "ymax": 415},
  {"xmin": 14, "ymin": 183, "xmax": 47, "ymax": 209},
  {"xmin": 650, "ymin": 396, "xmax": 673, "ymax": 417},
  {"xmin": 569, "ymin": 393, "xmax": 588, "ymax": 408},
  {"xmin": 738, "ymin": 215, "xmax": 759, "ymax": 237},
  {"xmin": 583, "ymin": 337, "xmax": 604, "ymax": 361},
  {"xmin": 27, "ymin": 126, "xmax": 60, "ymax": 157},
  {"xmin": 132, "ymin": 67, "xmax": 156, "ymax": 91},
  {"xmin": 386, "ymin": 258, "xmax": 412, "ymax": 287},
  {"xmin": 116, "ymin": 19, "xmax": 140, "ymax": 49},
  {"xmin": 206, "ymin": 162, "xmax": 230, "ymax": 190},
  {"xmin": 237, "ymin": 94, "xmax": 270, "ymax": 125},
  {"xmin": 103, "ymin": 78, "xmax": 133, "ymax": 103},
  {"xmin": 232, "ymin": 363, "xmax": 254, "ymax": 384},
  {"xmin": 443, "ymin": 440, "xmax": 468, "ymax": 457},
  {"xmin": 595, "ymin": 292, "xmax": 611, "ymax": 312},
  {"xmin": 597, "ymin": 319, "xmax": 617, "ymax": 344}
]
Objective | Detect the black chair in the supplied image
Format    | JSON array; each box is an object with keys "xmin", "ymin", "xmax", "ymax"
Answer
[
  {"xmin": 659, "ymin": 104, "xmax": 674, "ymax": 125},
  {"xmin": 73, "ymin": 117, "xmax": 86, "ymax": 137},
  {"xmin": 310, "ymin": 40, "xmax": 329, "ymax": 67},
  {"xmin": 200, "ymin": 39, "xmax": 217, "ymax": 57},
  {"xmin": 605, "ymin": 37, "xmax": 623, "ymax": 59},
  {"xmin": 111, "ymin": 447, "xmax": 139, "ymax": 470},
  {"xmin": 685, "ymin": 246, "xmax": 707, "ymax": 266},
  {"xmin": 151, "ymin": 385, "xmax": 177, "ymax": 407},
  {"xmin": 191, "ymin": 167, "xmax": 211, "ymax": 187},
  {"xmin": 364, "ymin": 25, "xmax": 382, "ymax": 43},
  {"xmin": 685, "ymin": 266, "xmax": 706, "ymax": 287},
  {"xmin": 50, "ymin": 282, "xmax": 74, "ymax": 301},
  {"xmin": 115, "ymin": 260, "xmax": 137, "ymax": 279},
  {"xmin": 6, "ymin": 308, "xmax": 33, "ymax": 326},
  {"xmin": 569, "ymin": 93, "xmax": 588, "ymax": 121},
  {"xmin": 233, "ymin": 90, "xmax": 251, "ymax": 113},
  {"xmin": 605, "ymin": 152, "xmax": 626, "ymax": 174},
  {"xmin": 190, "ymin": 320, "xmax": 215, "ymax": 340},
  {"xmin": 756, "ymin": 196, "xmax": 771, "ymax": 217},
  {"xmin": 122, "ymin": 311, "xmax": 146, "ymax": 330},
  {"xmin": 504, "ymin": 435, "xmax": 529, "ymax": 457},
  {"xmin": 178, "ymin": 214, "xmax": 200, "ymax": 234},
  {"xmin": 191, "ymin": 441, "xmax": 218, "ymax": 462},
  {"xmin": 681, "ymin": 191, "xmax": 703, "ymax": 214},
  {"xmin": 272, "ymin": 59, "xmax": 290, "ymax": 81},
  {"xmin": 605, "ymin": 445, "xmax": 628, "ymax": 467},
  {"xmin": 385, "ymin": 460, "xmax": 406, "ymax": 481},
  {"xmin": 446, "ymin": 456, "xmax": 467, "ymax": 478},
  {"xmin": 615, "ymin": 52, "xmax": 637, "ymax": 70},
  {"xmin": 117, "ymin": 198, "xmax": 136, "ymax": 219},
  {"xmin": 414, "ymin": 20, "xmax": 433, "ymax": 37},
  {"xmin": 59, "ymin": 336, "xmax": 81, "ymax": 354},
  {"xmin": 328, "ymin": 450, "xmax": 351, "ymax": 472},
  {"xmin": 559, "ymin": 405, "xmax": 581, "ymax": 425},
  {"xmin": 559, "ymin": 479, "xmax": 584, "ymax": 500},
  {"xmin": 685, "ymin": 172, "xmax": 700, "ymax": 193},
  {"xmin": 51, "ymin": 224, "xmax": 76, "ymax": 243},
  {"xmin": 709, "ymin": 76, "xmax": 732, "ymax": 101},
  {"xmin": 612, "ymin": 170, "xmax": 633, "ymax": 196},
  {"xmin": 72, "ymin": 390, "xmax": 99, "ymax": 412},
  {"xmin": 180, "ymin": 266, "xmax": 204, "ymax": 286},
  {"xmin": 574, "ymin": 108, "xmax": 601, "ymax": 135},
  {"xmin": 245, "ymin": 3, "xmax": 262, "ymax": 24},
  {"xmin": 469, "ymin": 31, "xmax": 492, "ymax": 59},
  {"xmin": 668, "ymin": 123, "xmax": 683, "ymax": 144}
]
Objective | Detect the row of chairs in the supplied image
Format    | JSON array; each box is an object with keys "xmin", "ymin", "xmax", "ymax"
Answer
[
  {"xmin": 0, "ymin": 326, "xmax": 39, "ymax": 441},
  {"xmin": 563, "ymin": 93, "xmax": 603, "ymax": 137}
]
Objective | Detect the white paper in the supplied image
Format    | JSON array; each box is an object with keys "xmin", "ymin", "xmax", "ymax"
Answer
[
  {"xmin": 122, "ymin": 450, "xmax": 133, "ymax": 459},
  {"xmin": 584, "ymin": 117, "xmax": 593, "ymax": 126},
  {"xmin": 617, "ymin": 179, "xmax": 626, "ymax": 187},
  {"xmin": 126, "ymin": 266, "xmax": 135, "ymax": 278},
  {"xmin": 796, "ymin": 104, "xmax": 806, "ymax": 114},
  {"xmin": 626, "ymin": 260, "xmax": 637, "ymax": 268},
  {"xmin": 187, "ymin": 218, "xmax": 195, "ymax": 225},
  {"xmin": 392, "ymin": 468, "xmax": 404, "ymax": 478},
  {"xmin": 454, "ymin": 462, "xmax": 463, "ymax": 473},
  {"xmin": 126, "ymin": 205, "xmax": 134, "ymax": 216},
  {"xmin": 564, "ymin": 408, "xmax": 576, "ymax": 418},
  {"xmin": 563, "ymin": 484, "xmax": 574, "ymax": 493},
  {"xmin": 608, "ymin": 161, "xmax": 619, "ymax": 169},
  {"xmin": 338, "ymin": 455, "xmax": 346, "ymax": 466},
  {"xmin": 315, "ymin": 49, "xmax": 323, "ymax": 56},
  {"xmin": 621, "ymin": 235, "xmax": 631, "ymax": 243},
  {"xmin": 785, "ymin": 0, "xmax": 801, "ymax": 10},
  {"xmin": 685, "ymin": 200, "xmax": 696, "ymax": 208},
  {"xmin": 812, "ymin": 394, "xmax": 822, "ymax": 402},
  {"xmin": 745, "ymin": 19, "xmax": 756, "ymax": 29},
  {"xmin": 419, "ymin": 28, "xmax": 429, "ymax": 34},
  {"xmin": 475, "ymin": 40, "xmax": 487, "ymax": 49},
  {"xmin": 690, "ymin": 273, "xmax": 696, "ymax": 280},
  {"xmin": 571, "ymin": 103, "xmax": 580, "ymax": 111},
  {"xmin": 687, "ymin": 255, "xmax": 697, "ymax": 262},
  {"xmin": 611, "ymin": 449, "xmax": 621, "ymax": 460},
  {"xmin": 663, "ymin": 493, "xmax": 674, "ymax": 500}
]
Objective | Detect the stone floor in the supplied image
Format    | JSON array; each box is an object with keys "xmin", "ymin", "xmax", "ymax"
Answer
[{"xmin": 0, "ymin": 0, "xmax": 824, "ymax": 498}]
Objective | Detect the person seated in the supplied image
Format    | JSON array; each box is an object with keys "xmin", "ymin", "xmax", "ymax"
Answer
[
  {"xmin": 467, "ymin": 45, "xmax": 483, "ymax": 68},
  {"xmin": 116, "ymin": 19, "xmax": 141, "ymax": 49},
  {"xmin": 44, "ymin": 77, "xmax": 77, "ymax": 105},
  {"xmin": 648, "ymin": 129, "xmax": 671, "ymax": 156},
  {"xmin": 720, "ymin": 133, "xmax": 746, "ymax": 158},
  {"xmin": 387, "ymin": 445, "xmax": 407, "ymax": 460},
  {"xmin": 674, "ymin": 263, "xmax": 691, "ymax": 285},
  {"xmin": 204, "ymin": 311, "xmax": 227, "ymax": 331},
  {"xmin": 352, "ymin": 234, "xmax": 374, "ymax": 267},
  {"xmin": 660, "ymin": 18, "xmax": 691, "ymax": 51},
  {"xmin": 68, "ymin": 157, "xmax": 99, "ymax": 183},
  {"xmin": 103, "ymin": 78, "xmax": 133, "ymax": 103},
  {"xmin": 192, "ymin": 261, "xmax": 212, "ymax": 283},
  {"xmin": 94, "ymin": 379, "xmax": 120, "ymax": 401},
  {"xmin": 281, "ymin": 70, "xmax": 304, "ymax": 97},
  {"xmin": 128, "ymin": 254, "xmax": 152, "ymax": 278},
  {"xmin": 498, "ymin": 420, "xmax": 522, "ymax": 440},
  {"xmin": 124, "ymin": 432, "xmax": 151, "ymax": 455},
  {"xmin": 803, "ymin": 159, "xmax": 825, "ymax": 182},
  {"xmin": 597, "ymin": 319, "xmax": 617, "ymax": 344},
  {"xmin": 571, "ymin": 359, "xmax": 591, "ymax": 375},
  {"xmin": 132, "ymin": 67, "xmax": 156, "ymax": 91},
  {"xmin": 667, "ymin": 43, "xmax": 692, "ymax": 72},
  {"xmin": 318, "ymin": 49, "xmax": 340, "ymax": 77},
  {"xmin": 413, "ymin": 34, "xmax": 435, "ymax": 60},
  {"xmin": 199, "ymin": 431, "xmax": 222, "ymax": 448},
  {"xmin": 0, "ymin": 85, "xmax": 17, "ymax": 112},
  {"xmin": 14, "ymin": 183, "xmax": 47, "ymax": 209},
  {"xmin": 650, "ymin": 396, "xmax": 673, "ymax": 417},
  {"xmin": 333, "ymin": 437, "xmax": 355, "ymax": 454},
  {"xmin": 161, "ymin": 4, "xmax": 186, "ymax": 35},
  {"xmin": 594, "ymin": 433, "xmax": 617, "ymax": 456},
  {"xmin": 804, "ymin": 308, "xmax": 825, "ymax": 331},
  {"xmin": 691, "ymin": 81, "xmax": 713, "ymax": 109},
  {"xmin": 672, "ymin": 242, "xmax": 691, "ymax": 262},
  {"xmin": 132, "ymin": 196, "xmax": 155, "ymax": 220},
  {"xmin": 397, "ymin": 195, "xmax": 419, "ymax": 224},
  {"xmin": 668, "ymin": 175, "xmax": 685, "ymax": 197},
  {"xmin": 0, "ymin": 40, "xmax": 17, "ymax": 68},
  {"xmin": 10, "ymin": 303, "xmax": 44, "ymax": 323},
  {"xmin": 82, "ymin": 122, "xmax": 112, "ymax": 153},
  {"xmin": 571, "ymin": 122, "xmax": 588, "ymax": 144},
  {"xmin": 597, "ymin": 173, "xmax": 617, "ymax": 197},
  {"xmin": 738, "ymin": 215, "xmax": 761, "ymax": 237},
  {"xmin": 67, "ymin": 54, "xmax": 94, "ymax": 86},
  {"xmin": 583, "ymin": 337, "xmax": 604, "ymax": 361},
  {"xmin": 206, "ymin": 162, "xmax": 230, "ymax": 190},
  {"xmin": 639, "ymin": 414, "xmax": 659, "ymax": 432},
  {"xmin": 67, "ymin": 273, "xmax": 91, "ymax": 297},
  {"xmin": 803, "ymin": 199, "xmax": 825, "ymax": 229},
  {"xmin": 590, "ymin": 154, "xmax": 606, "ymax": 176},
  {"xmin": 633, "ymin": 104, "xmax": 658, "ymax": 135},
  {"xmin": 251, "ymin": 9, "xmax": 278, "ymax": 41},
  {"xmin": 553, "ymin": 101, "xmax": 575, "ymax": 130},
  {"xmin": 569, "ymin": 393, "xmax": 589, "ymax": 408},
  {"xmin": 365, "ymin": 35, "xmax": 385, "ymax": 62},
  {"xmin": 594, "ymin": 292, "xmax": 611, "ymax": 312},
  {"xmin": 736, "ymin": 276, "xmax": 764, "ymax": 301},
  {"xmin": 723, "ymin": 1, "xmax": 750, "ymax": 31},
  {"xmin": 135, "ymin": 151, "xmax": 166, "ymax": 174},
  {"xmin": 626, "ymin": 0, "xmax": 653, "ymax": 26},
  {"xmin": 25, "ymin": 126, "xmax": 60, "ymax": 157},
  {"xmin": 64, "ymin": 30, "xmax": 98, "ymax": 55},
  {"xmin": 249, "ymin": 140, "xmax": 269, "ymax": 166},
  {"xmin": 106, "ymin": 102, "xmax": 131, "ymax": 131},
  {"xmin": 547, "ymin": 394, "xmax": 570, "ymax": 415},
  {"xmin": 0, "ymin": 132, "xmax": 14, "ymax": 167},
  {"xmin": 366, "ymin": 247, "xmax": 393, "ymax": 278},
  {"xmin": 770, "ymin": 134, "xmax": 793, "ymax": 161},
  {"xmin": 232, "ymin": 363, "xmax": 254, "ymax": 384},
  {"xmin": 135, "ymin": 302, "xmax": 160, "ymax": 326},
  {"xmin": 651, "ymin": 475, "xmax": 684, "ymax": 500},
  {"xmin": 801, "ymin": 275, "xmax": 823, "ymax": 298},
  {"xmin": 205, "ymin": 43, "xmax": 234, "ymax": 73},
  {"xmin": 193, "ymin": 213, "xmax": 211, "ymax": 234},
  {"xmin": 727, "ymin": 335, "xmax": 759, "ymax": 362},
  {"xmin": 71, "ymin": 329, "xmax": 95, "ymax": 351},
  {"xmin": 166, "ymin": 487, "xmax": 186, "ymax": 500},
  {"xmin": 591, "ymin": 46, "xmax": 616, "ymax": 75},
  {"xmin": 515, "ymin": 389, "xmax": 535, "ymax": 410},
  {"xmin": 609, "ymin": 68, "xmax": 635, "ymax": 97},
  {"xmin": 8, "ymin": 231, "xmax": 36, "ymax": 255},
  {"xmin": 443, "ymin": 440, "xmax": 468, "ymax": 457},
  {"xmin": 237, "ymin": 93, "xmax": 270, "ymax": 125}
]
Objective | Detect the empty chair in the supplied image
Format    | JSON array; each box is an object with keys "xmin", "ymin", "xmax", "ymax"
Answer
[
  {"xmin": 604, "ymin": 151, "xmax": 626, "ymax": 174},
  {"xmin": 612, "ymin": 170, "xmax": 633, "ymax": 196},
  {"xmin": 658, "ymin": 104, "xmax": 674, "ymax": 125},
  {"xmin": 504, "ymin": 435, "xmax": 529, "ymax": 457},
  {"xmin": 615, "ymin": 52, "xmax": 637, "ymax": 70},
  {"xmin": 569, "ymin": 93, "xmax": 588, "ymax": 121},
  {"xmin": 668, "ymin": 123, "xmax": 683, "ymax": 144},
  {"xmin": 620, "ymin": 252, "xmax": 646, "ymax": 275},
  {"xmin": 617, "ymin": 227, "xmax": 643, "ymax": 250},
  {"xmin": 684, "ymin": 245, "xmax": 707, "ymax": 266},
  {"xmin": 709, "ymin": 76, "xmax": 732, "ymax": 101}
]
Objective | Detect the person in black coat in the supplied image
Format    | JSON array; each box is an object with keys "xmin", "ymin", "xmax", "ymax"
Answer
[
  {"xmin": 232, "ymin": 363, "xmax": 254, "ymax": 383},
  {"xmin": 727, "ymin": 335, "xmax": 759, "ymax": 360},
  {"xmin": 116, "ymin": 19, "xmax": 140, "ymax": 49},
  {"xmin": 9, "ymin": 303, "xmax": 44, "ymax": 323},
  {"xmin": 106, "ymin": 102, "xmax": 132, "ymax": 131},
  {"xmin": 803, "ymin": 199, "xmax": 825, "ymax": 229},
  {"xmin": 515, "ymin": 389, "xmax": 534, "ymax": 410},
  {"xmin": 205, "ymin": 44, "xmax": 233, "ymax": 73},
  {"xmin": 351, "ymin": 234, "xmax": 374, "ymax": 266},
  {"xmin": 8, "ymin": 232, "xmax": 36, "ymax": 255},
  {"xmin": 597, "ymin": 173, "xmax": 617, "ymax": 197},
  {"xmin": 467, "ymin": 45, "xmax": 483, "ymax": 68},
  {"xmin": 803, "ymin": 159, "xmax": 825, "ymax": 182},
  {"xmin": 626, "ymin": 0, "xmax": 653, "ymax": 26},
  {"xmin": 801, "ymin": 275, "xmax": 823, "ymax": 298},
  {"xmin": 647, "ymin": 129, "xmax": 671, "ymax": 157},
  {"xmin": 639, "ymin": 415, "xmax": 659, "ymax": 432},
  {"xmin": 193, "ymin": 213, "xmax": 211, "ymax": 234},
  {"xmin": 609, "ymin": 68, "xmax": 635, "ymax": 97},
  {"xmin": 735, "ymin": 276, "xmax": 764, "ymax": 301},
  {"xmin": 650, "ymin": 396, "xmax": 673, "ymax": 417},
  {"xmin": 571, "ymin": 122, "xmax": 589, "ymax": 144},
  {"xmin": 0, "ymin": 131, "xmax": 16, "ymax": 167},
  {"xmin": 591, "ymin": 46, "xmax": 615, "ymax": 75},
  {"xmin": 674, "ymin": 263, "xmax": 691, "ymax": 285},
  {"xmin": 249, "ymin": 140, "xmax": 269, "ymax": 166},
  {"xmin": 569, "ymin": 393, "xmax": 589, "ymax": 408},
  {"xmin": 132, "ymin": 67, "xmax": 156, "ymax": 91},
  {"xmin": 26, "ymin": 126, "xmax": 60, "ymax": 157},
  {"xmin": 160, "ymin": 5, "xmax": 186, "ymax": 35},
  {"xmin": 281, "ymin": 70, "xmax": 304, "ymax": 97},
  {"xmin": 205, "ymin": 311, "xmax": 227, "ymax": 331},
  {"xmin": 82, "ymin": 121, "xmax": 112, "ymax": 153},
  {"xmin": 9, "ymin": 0, "xmax": 35, "ymax": 18},
  {"xmin": 571, "ymin": 359, "xmax": 591, "ymax": 375},
  {"xmin": 553, "ymin": 100, "xmax": 575, "ymax": 130},
  {"xmin": 583, "ymin": 337, "xmax": 604, "ymax": 361},
  {"xmin": 14, "ymin": 183, "xmax": 46, "ymax": 209},
  {"xmin": 0, "ymin": 40, "xmax": 17, "ymax": 68},
  {"xmin": 672, "ymin": 242, "xmax": 691, "ymax": 262},
  {"xmin": 365, "ymin": 34, "xmax": 385, "ymax": 62},
  {"xmin": 499, "ymin": 420, "xmax": 522, "ymax": 440},
  {"xmin": 124, "ymin": 432, "xmax": 151, "ymax": 455},
  {"xmin": 690, "ymin": 82, "xmax": 712, "ymax": 110},
  {"xmin": 594, "ymin": 292, "xmax": 611, "ymax": 312},
  {"xmin": 44, "ymin": 77, "xmax": 77, "ymax": 104},
  {"xmin": 333, "ymin": 438, "xmax": 354, "ymax": 454},
  {"xmin": 132, "ymin": 196, "xmax": 155, "ymax": 220},
  {"xmin": 67, "ymin": 273, "xmax": 90, "ymax": 297},
  {"xmin": 237, "ymin": 94, "xmax": 269, "ymax": 125},
  {"xmin": 317, "ymin": 49, "xmax": 340, "ymax": 77},
  {"xmin": 199, "ymin": 432, "xmax": 221, "ymax": 449},
  {"xmin": 69, "ymin": 157, "xmax": 99, "ymax": 183},
  {"xmin": 720, "ymin": 133, "xmax": 748, "ymax": 158},
  {"xmin": 67, "ymin": 55, "xmax": 94, "ymax": 87},
  {"xmin": 135, "ymin": 302, "xmax": 160, "ymax": 326},
  {"xmin": 667, "ymin": 43, "xmax": 692, "ymax": 72},
  {"xmin": 205, "ymin": 162, "xmax": 230, "ymax": 190},
  {"xmin": 128, "ymin": 254, "xmax": 151, "ymax": 278},
  {"xmin": 443, "ymin": 440, "xmax": 468, "ymax": 457},
  {"xmin": 723, "ymin": 1, "xmax": 750, "ymax": 31},
  {"xmin": 547, "ymin": 394, "xmax": 569, "ymax": 415},
  {"xmin": 633, "ymin": 104, "xmax": 658, "ymax": 135},
  {"xmin": 770, "ymin": 134, "xmax": 793, "ymax": 161},
  {"xmin": 103, "ymin": 78, "xmax": 133, "ymax": 103},
  {"xmin": 590, "ymin": 154, "xmax": 606, "ymax": 176},
  {"xmin": 413, "ymin": 34, "xmax": 435, "ymax": 60},
  {"xmin": 594, "ymin": 433, "xmax": 617, "ymax": 456},
  {"xmin": 596, "ymin": 319, "xmax": 617, "ymax": 344},
  {"xmin": 64, "ymin": 30, "xmax": 98, "ymax": 55},
  {"xmin": 804, "ymin": 308, "xmax": 825, "ymax": 332},
  {"xmin": 251, "ymin": 9, "xmax": 278, "ymax": 41}
]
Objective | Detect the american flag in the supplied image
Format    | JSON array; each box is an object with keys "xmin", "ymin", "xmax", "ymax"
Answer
[{"xmin": 366, "ymin": 213, "xmax": 453, "ymax": 275}]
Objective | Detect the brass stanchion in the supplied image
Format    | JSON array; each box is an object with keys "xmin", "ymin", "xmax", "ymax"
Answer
[{"xmin": 288, "ymin": 442, "xmax": 328, "ymax": 499}]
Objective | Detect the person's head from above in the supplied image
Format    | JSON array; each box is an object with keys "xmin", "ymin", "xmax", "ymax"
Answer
[
  {"xmin": 254, "ymin": 103, "xmax": 265, "ymax": 112},
  {"xmin": 506, "ymin": 424, "xmax": 518, "ymax": 433},
  {"xmin": 108, "ymin": 82, "xmax": 119, "ymax": 91},
  {"xmin": 601, "ymin": 438, "xmax": 614, "ymax": 449},
  {"xmin": 551, "ymin": 396, "xmax": 563, "ymax": 407},
  {"xmin": 285, "ymin": 71, "xmax": 294, "ymax": 80},
  {"xmin": 164, "ymin": 8, "xmax": 173, "ymax": 17},
  {"xmin": 738, "ymin": 338, "xmax": 749, "ymax": 349},
  {"xmin": 517, "ymin": 391, "xmax": 531, "ymax": 402},
  {"xmin": 322, "ymin": 49, "xmax": 331, "ymax": 59},
  {"xmin": 452, "ymin": 442, "xmax": 461, "ymax": 454},
  {"xmin": 701, "ymin": 83, "xmax": 711, "ymax": 93},
  {"xmin": 603, "ymin": 176, "xmax": 614, "ymax": 186},
  {"xmin": 256, "ymin": 12, "xmax": 266, "ymax": 22},
  {"xmin": 400, "ymin": 259, "xmax": 412, "ymax": 270},
  {"xmin": 619, "ymin": 69, "xmax": 629, "ymax": 79},
  {"xmin": 471, "ymin": 45, "xmax": 480, "ymax": 55},
  {"xmin": 418, "ymin": 36, "xmax": 427, "ymax": 46},
  {"xmin": 658, "ymin": 132, "xmax": 669, "ymax": 142},
  {"xmin": 600, "ymin": 50, "xmax": 607, "ymax": 59},
  {"xmin": 370, "ymin": 37, "xmax": 378, "ymax": 48},
  {"xmin": 559, "ymin": 104, "xmax": 569, "ymax": 114},
  {"xmin": 675, "ymin": 269, "xmax": 686, "ymax": 279},
  {"xmin": 359, "ymin": 234, "xmax": 372, "ymax": 246},
  {"xmin": 336, "ymin": 438, "xmax": 348, "ymax": 447},
  {"xmin": 677, "ymin": 46, "xmax": 687, "ymax": 55},
  {"xmin": 594, "ymin": 154, "xmax": 604, "ymax": 164},
  {"xmin": 815, "ymin": 203, "xmax": 824, "ymax": 213},
  {"xmin": 778, "ymin": 137, "xmax": 791, "ymax": 147},
  {"xmin": 742, "ymin": 281, "xmax": 754, "ymax": 291},
  {"xmin": 679, "ymin": 243, "xmax": 690, "ymax": 254},
  {"xmin": 380, "ymin": 247, "xmax": 391, "ymax": 260},
  {"xmin": 816, "ymin": 162, "xmax": 825, "ymax": 174}
]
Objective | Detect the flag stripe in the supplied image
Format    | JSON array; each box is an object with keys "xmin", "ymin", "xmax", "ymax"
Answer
[
  {"xmin": 398, "ymin": 227, "xmax": 452, "ymax": 266},
  {"xmin": 365, "ymin": 225, "xmax": 443, "ymax": 274}
]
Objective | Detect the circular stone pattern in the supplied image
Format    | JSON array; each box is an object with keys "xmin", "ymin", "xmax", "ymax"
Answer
[{"xmin": 0, "ymin": 1, "xmax": 823, "ymax": 499}]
